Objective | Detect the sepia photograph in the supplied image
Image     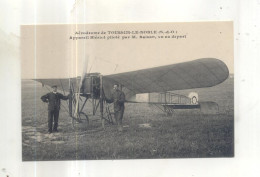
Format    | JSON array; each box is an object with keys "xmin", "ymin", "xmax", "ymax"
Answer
[
  {"xmin": 21, "ymin": 22, "xmax": 234, "ymax": 161},
  {"xmin": 3, "ymin": 0, "xmax": 260, "ymax": 176}
]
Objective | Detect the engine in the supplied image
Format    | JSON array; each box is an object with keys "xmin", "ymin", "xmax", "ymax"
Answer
[{"xmin": 81, "ymin": 73, "xmax": 101, "ymax": 99}]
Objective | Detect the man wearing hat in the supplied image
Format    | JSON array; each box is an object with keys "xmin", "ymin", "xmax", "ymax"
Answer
[{"xmin": 41, "ymin": 85, "xmax": 70, "ymax": 133}]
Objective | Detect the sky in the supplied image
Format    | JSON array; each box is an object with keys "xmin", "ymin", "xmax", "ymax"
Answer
[{"xmin": 21, "ymin": 22, "xmax": 234, "ymax": 79}]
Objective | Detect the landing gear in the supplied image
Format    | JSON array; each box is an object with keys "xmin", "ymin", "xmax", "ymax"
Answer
[
  {"xmin": 68, "ymin": 74, "xmax": 112, "ymax": 131},
  {"xmin": 72, "ymin": 112, "xmax": 89, "ymax": 130},
  {"xmin": 103, "ymin": 103, "xmax": 114, "ymax": 124},
  {"xmin": 69, "ymin": 90, "xmax": 90, "ymax": 131}
]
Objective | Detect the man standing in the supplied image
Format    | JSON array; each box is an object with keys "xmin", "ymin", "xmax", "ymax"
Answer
[
  {"xmin": 41, "ymin": 85, "xmax": 69, "ymax": 133},
  {"xmin": 106, "ymin": 84, "xmax": 126, "ymax": 132}
]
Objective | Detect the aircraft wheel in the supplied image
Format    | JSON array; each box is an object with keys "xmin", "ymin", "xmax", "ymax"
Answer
[{"xmin": 72, "ymin": 112, "xmax": 89, "ymax": 131}]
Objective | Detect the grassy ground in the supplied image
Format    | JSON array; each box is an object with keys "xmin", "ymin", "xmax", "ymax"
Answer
[{"xmin": 22, "ymin": 77, "xmax": 234, "ymax": 161}]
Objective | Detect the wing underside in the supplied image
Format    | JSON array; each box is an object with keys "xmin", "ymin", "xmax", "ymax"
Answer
[
  {"xmin": 34, "ymin": 78, "xmax": 78, "ymax": 93},
  {"xmin": 103, "ymin": 58, "xmax": 229, "ymax": 97}
]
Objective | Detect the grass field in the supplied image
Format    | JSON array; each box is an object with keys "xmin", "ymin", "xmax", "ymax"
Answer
[{"xmin": 22, "ymin": 76, "xmax": 234, "ymax": 161}]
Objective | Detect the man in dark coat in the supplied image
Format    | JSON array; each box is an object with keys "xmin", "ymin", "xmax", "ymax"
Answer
[
  {"xmin": 41, "ymin": 85, "xmax": 70, "ymax": 133},
  {"xmin": 106, "ymin": 84, "xmax": 125, "ymax": 132}
]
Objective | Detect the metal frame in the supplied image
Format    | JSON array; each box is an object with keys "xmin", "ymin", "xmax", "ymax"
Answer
[
  {"xmin": 154, "ymin": 92, "xmax": 201, "ymax": 116},
  {"xmin": 158, "ymin": 92, "xmax": 191, "ymax": 104},
  {"xmin": 68, "ymin": 74, "xmax": 109, "ymax": 130}
]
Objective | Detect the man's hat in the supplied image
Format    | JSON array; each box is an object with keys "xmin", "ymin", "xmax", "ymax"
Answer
[{"xmin": 51, "ymin": 85, "xmax": 57, "ymax": 88}]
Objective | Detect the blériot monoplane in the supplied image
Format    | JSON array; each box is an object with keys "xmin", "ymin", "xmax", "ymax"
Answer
[{"xmin": 35, "ymin": 58, "xmax": 229, "ymax": 129}]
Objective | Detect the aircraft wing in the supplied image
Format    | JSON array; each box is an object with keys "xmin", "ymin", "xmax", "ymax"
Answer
[
  {"xmin": 103, "ymin": 58, "xmax": 229, "ymax": 98},
  {"xmin": 34, "ymin": 77, "xmax": 79, "ymax": 93},
  {"xmin": 34, "ymin": 58, "xmax": 229, "ymax": 100}
]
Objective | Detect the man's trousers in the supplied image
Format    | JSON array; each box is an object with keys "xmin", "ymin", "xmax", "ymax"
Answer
[
  {"xmin": 48, "ymin": 109, "xmax": 60, "ymax": 132},
  {"xmin": 114, "ymin": 107, "xmax": 124, "ymax": 126}
]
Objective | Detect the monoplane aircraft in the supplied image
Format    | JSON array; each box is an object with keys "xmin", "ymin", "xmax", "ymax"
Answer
[{"xmin": 35, "ymin": 58, "xmax": 229, "ymax": 129}]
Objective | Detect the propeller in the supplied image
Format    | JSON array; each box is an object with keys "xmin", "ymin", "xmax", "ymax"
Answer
[{"xmin": 73, "ymin": 54, "xmax": 89, "ymax": 118}]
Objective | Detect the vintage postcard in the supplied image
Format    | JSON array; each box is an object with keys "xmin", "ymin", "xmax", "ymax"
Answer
[{"xmin": 21, "ymin": 22, "xmax": 233, "ymax": 161}]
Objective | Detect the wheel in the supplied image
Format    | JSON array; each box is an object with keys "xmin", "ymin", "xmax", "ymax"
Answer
[{"xmin": 72, "ymin": 112, "xmax": 89, "ymax": 131}]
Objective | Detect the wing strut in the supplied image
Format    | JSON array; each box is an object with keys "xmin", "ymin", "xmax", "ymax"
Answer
[
  {"xmin": 59, "ymin": 79, "xmax": 69, "ymax": 108},
  {"xmin": 100, "ymin": 75, "xmax": 105, "ymax": 129}
]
